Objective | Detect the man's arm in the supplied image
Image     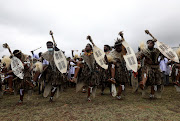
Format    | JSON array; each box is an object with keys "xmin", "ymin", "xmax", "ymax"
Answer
[
  {"xmin": 136, "ymin": 51, "xmax": 144, "ymax": 61},
  {"xmin": 72, "ymin": 50, "xmax": 74, "ymax": 58},
  {"xmin": 70, "ymin": 61, "xmax": 82, "ymax": 83}
]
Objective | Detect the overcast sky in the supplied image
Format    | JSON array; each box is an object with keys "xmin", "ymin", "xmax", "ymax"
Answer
[{"xmin": 0, "ymin": 0, "xmax": 180, "ymax": 58}]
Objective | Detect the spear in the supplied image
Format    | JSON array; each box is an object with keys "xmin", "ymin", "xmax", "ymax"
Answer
[{"xmin": 31, "ymin": 47, "xmax": 42, "ymax": 52}]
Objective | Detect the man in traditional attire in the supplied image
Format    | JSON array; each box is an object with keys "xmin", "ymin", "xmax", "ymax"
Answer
[
  {"xmin": 137, "ymin": 40, "xmax": 163, "ymax": 98},
  {"xmin": 71, "ymin": 36, "xmax": 99, "ymax": 101},
  {"xmin": 12, "ymin": 50, "xmax": 34, "ymax": 104},
  {"xmin": 100, "ymin": 45, "xmax": 112, "ymax": 95},
  {"xmin": 108, "ymin": 32, "xmax": 128, "ymax": 100},
  {"xmin": 39, "ymin": 41, "xmax": 65, "ymax": 102}
]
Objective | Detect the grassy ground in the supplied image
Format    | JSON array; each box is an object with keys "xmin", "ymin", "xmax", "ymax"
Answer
[{"xmin": 0, "ymin": 85, "xmax": 179, "ymax": 121}]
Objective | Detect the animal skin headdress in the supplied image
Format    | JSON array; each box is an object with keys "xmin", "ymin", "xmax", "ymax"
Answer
[
  {"xmin": 13, "ymin": 50, "xmax": 22, "ymax": 56},
  {"xmin": 114, "ymin": 38, "xmax": 123, "ymax": 47},
  {"xmin": 139, "ymin": 41, "xmax": 146, "ymax": 51},
  {"xmin": 73, "ymin": 54, "xmax": 80, "ymax": 60},
  {"xmin": 1, "ymin": 56, "xmax": 11, "ymax": 69},
  {"xmin": 34, "ymin": 61, "xmax": 43, "ymax": 73}
]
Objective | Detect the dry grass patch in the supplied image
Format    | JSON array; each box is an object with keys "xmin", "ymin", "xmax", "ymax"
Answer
[{"xmin": 0, "ymin": 86, "xmax": 179, "ymax": 120}]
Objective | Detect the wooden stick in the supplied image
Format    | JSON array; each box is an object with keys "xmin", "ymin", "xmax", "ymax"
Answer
[
  {"xmin": 87, "ymin": 35, "xmax": 95, "ymax": 46},
  {"xmin": 49, "ymin": 30, "xmax": 57, "ymax": 46},
  {"xmin": 145, "ymin": 30, "xmax": 157, "ymax": 42},
  {"xmin": 3, "ymin": 43, "xmax": 13, "ymax": 56},
  {"xmin": 31, "ymin": 47, "xmax": 42, "ymax": 52}
]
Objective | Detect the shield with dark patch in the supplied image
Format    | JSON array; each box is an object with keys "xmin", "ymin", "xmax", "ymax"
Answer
[
  {"xmin": 156, "ymin": 41, "xmax": 179, "ymax": 63},
  {"xmin": 122, "ymin": 41, "xmax": 138, "ymax": 72},
  {"xmin": 93, "ymin": 46, "xmax": 108, "ymax": 70},
  {"xmin": 54, "ymin": 49, "xmax": 67, "ymax": 74},
  {"xmin": 11, "ymin": 56, "xmax": 24, "ymax": 79}
]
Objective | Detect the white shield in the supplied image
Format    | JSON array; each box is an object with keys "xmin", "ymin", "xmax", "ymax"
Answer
[
  {"xmin": 156, "ymin": 41, "xmax": 179, "ymax": 63},
  {"xmin": 11, "ymin": 56, "xmax": 24, "ymax": 79},
  {"xmin": 93, "ymin": 46, "xmax": 108, "ymax": 69},
  {"xmin": 122, "ymin": 41, "xmax": 138, "ymax": 72},
  {"xmin": 54, "ymin": 50, "xmax": 68, "ymax": 73}
]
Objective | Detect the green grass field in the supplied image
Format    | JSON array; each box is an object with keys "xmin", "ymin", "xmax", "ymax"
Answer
[{"xmin": 0, "ymin": 85, "xmax": 179, "ymax": 121}]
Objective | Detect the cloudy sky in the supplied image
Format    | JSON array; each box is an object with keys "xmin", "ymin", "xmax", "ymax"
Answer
[{"xmin": 0, "ymin": 0, "xmax": 180, "ymax": 58}]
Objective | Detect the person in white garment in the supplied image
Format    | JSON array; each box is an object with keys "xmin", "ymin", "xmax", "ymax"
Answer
[{"xmin": 159, "ymin": 55, "xmax": 171, "ymax": 85}]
